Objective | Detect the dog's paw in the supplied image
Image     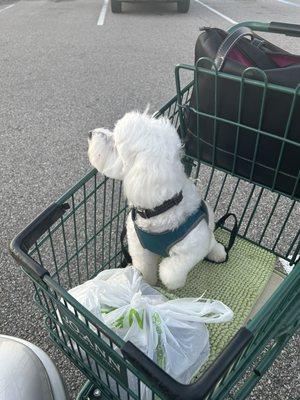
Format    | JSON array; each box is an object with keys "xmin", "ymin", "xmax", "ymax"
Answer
[
  {"xmin": 207, "ymin": 242, "xmax": 227, "ymax": 263},
  {"xmin": 159, "ymin": 263, "xmax": 186, "ymax": 291}
]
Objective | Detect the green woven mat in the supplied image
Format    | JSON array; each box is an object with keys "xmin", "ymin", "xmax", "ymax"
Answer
[{"xmin": 156, "ymin": 229, "xmax": 276, "ymax": 380}]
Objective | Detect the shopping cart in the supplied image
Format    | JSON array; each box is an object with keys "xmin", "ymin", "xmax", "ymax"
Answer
[{"xmin": 10, "ymin": 21, "xmax": 300, "ymax": 400}]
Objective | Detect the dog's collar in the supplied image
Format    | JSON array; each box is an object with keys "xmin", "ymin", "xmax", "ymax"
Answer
[{"xmin": 133, "ymin": 191, "xmax": 183, "ymax": 219}]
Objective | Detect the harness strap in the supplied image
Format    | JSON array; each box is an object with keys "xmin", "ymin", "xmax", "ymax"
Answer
[
  {"xmin": 120, "ymin": 212, "xmax": 239, "ymax": 267},
  {"xmin": 135, "ymin": 191, "xmax": 183, "ymax": 219}
]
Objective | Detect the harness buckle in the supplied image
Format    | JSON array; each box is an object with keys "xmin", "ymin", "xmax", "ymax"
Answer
[{"xmin": 137, "ymin": 209, "xmax": 151, "ymax": 219}]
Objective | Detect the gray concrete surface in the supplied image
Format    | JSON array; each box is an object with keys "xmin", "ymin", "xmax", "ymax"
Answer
[{"xmin": 0, "ymin": 0, "xmax": 299, "ymax": 398}]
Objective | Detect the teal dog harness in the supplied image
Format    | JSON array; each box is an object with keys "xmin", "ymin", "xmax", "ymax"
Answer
[
  {"xmin": 132, "ymin": 201, "xmax": 209, "ymax": 257},
  {"xmin": 120, "ymin": 191, "xmax": 238, "ymax": 267}
]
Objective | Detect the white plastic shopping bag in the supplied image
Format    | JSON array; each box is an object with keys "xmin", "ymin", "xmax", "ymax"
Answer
[{"xmin": 67, "ymin": 267, "xmax": 233, "ymax": 398}]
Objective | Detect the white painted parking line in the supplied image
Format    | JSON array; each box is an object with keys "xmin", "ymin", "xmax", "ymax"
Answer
[
  {"xmin": 277, "ymin": 0, "xmax": 300, "ymax": 7},
  {"xmin": 0, "ymin": 4, "xmax": 15, "ymax": 14},
  {"xmin": 194, "ymin": 0, "xmax": 237, "ymax": 24},
  {"xmin": 97, "ymin": 0, "xmax": 109, "ymax": 26}
]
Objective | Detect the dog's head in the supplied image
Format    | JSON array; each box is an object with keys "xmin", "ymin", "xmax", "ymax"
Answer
[{"xmin": 88, "ymin": 111, "xmax": 185, "ymax": 208}]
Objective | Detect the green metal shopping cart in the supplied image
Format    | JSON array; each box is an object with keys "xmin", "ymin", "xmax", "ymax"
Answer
[{"xmin": 10, "ymin": 21, "xmax": 300, "ymax": 400}]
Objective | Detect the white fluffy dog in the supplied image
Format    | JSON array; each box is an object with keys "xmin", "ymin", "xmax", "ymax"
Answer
[{"xmin": 88, "ymin": 111, "xmax": 227, "ymax": 290}]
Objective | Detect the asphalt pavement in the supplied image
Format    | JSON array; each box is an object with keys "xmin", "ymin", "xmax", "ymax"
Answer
[{"xmin": 0, "ymin": 0, "xmax": 299, "ymax": 399}]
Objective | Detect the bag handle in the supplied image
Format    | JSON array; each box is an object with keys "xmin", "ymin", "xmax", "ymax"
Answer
[{"xmin": 215, "ymin": 26, "xmax": 254, "ymax": 71}]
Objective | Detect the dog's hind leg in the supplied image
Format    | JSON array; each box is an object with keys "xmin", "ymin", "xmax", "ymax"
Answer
[
  {"xmin": 126, "ymin": 215, "xmax": 159, "ymax": 285},
  {"xmin": 159, "ymin": 220, "xmax": 214, "ymax": 290}
]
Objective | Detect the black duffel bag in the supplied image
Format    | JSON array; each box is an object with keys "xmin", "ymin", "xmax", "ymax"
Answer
[{"xmin": 184, "ymin": 24, "xmax": 300, "ymax": 199}]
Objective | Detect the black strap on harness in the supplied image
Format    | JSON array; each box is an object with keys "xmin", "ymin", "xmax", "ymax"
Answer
[
  {"xmin": 136, "ymin": 191, "xmax": 183, "ymax": 219},
  {"xmin": 120, "ymin": 212, "xmax": 238, "ymax": 268}
]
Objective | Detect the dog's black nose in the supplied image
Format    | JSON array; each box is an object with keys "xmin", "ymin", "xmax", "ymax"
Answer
[{"xmin": 88, "ymin": 130, "xmax": 93, "ymax": 139}]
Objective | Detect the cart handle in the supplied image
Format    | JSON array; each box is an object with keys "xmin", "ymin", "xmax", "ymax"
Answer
[
  {"xmin": 121, "ymin": 327, "xmax": 253, "ymax": 400},
  {"xmin": 228, "ymin": 21, "xmax": 300, "ymax": 37},
  {"xmin": 10, "ymin": 202, "xmax": 70, "ymax": 279}
]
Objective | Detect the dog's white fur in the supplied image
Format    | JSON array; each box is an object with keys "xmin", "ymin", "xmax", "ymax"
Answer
[{"xmin": 88, "ymin": 111, "xmax": 226, "ymax": 290}]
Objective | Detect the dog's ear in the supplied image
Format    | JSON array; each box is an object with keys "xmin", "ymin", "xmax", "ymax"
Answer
[
  {"xmin": 100, "ymin": 151, "xmax": 124, "ymax": 180},
  {"xmin": 88, "ymin": 129, "xmax": 124, "ymax": 180},
  {"xmin": 113, "ymin": 112, "xmax": 185, "ymax": 203},
  {"xmin": 123, "ymin": 151, "xmax": 185, "ymax": 209}
]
